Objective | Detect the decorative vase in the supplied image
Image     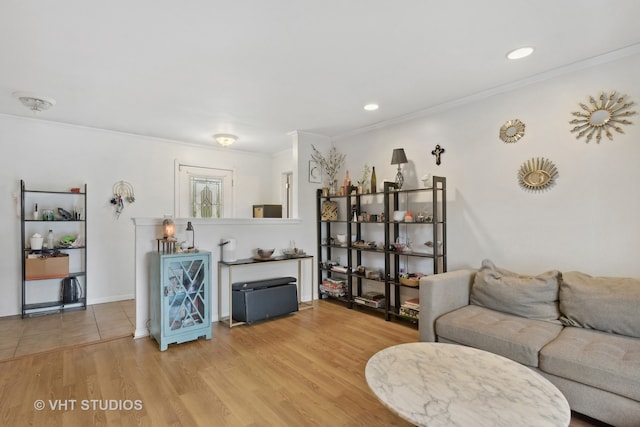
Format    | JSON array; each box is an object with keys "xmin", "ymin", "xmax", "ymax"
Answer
[
  {"xmin": 371, "ymin": 167, "xmax": 377, "ymax": 193},
  {"xmin": 343, "ymin": 170, "xmax": 351, "ymax": 195},
  {"xmin": 329, "ymin": 180, "xmax": 338, "ymax": 196}
]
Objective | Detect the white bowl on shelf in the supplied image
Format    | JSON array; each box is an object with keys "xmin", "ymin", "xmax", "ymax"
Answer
[
  {"xmin": 257, "ymin": 248, "xmax": 275, "ymax": 258},
  {"xmin": 336, "ymin": 234, "xmax": 348, "ymax": 245},
  {"xmin": 393, "ymin": 210, "xmax": 407, "ymax": 222}
]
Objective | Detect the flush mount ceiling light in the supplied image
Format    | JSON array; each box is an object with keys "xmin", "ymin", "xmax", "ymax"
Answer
[
  {"xmin": 364, "ymin": 103, "xmax": 379, "ymax": 111},
  {"xmin": 506, "ymin": 47, "xmax": 534, "ymax": 60},
  {"xmin": 213, "ymin": 133, "xmax": 237, "ymax": 147},
  {"xmin": 12, "ymin": 91, "xmax": 56, "ymax": 112}
]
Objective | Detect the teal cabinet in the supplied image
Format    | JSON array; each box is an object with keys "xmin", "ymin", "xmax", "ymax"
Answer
[{"xmin": 150, "ymin": 251, "xmax": 212, "ymax": 350}]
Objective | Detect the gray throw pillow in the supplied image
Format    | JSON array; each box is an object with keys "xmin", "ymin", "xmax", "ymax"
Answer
[
  {"xmin": 470, "ymin": 259, "xmax": 561, "ymax": 322},
  {"xmin": 560, "ymin": 271, "xmax": 640, "ymax": 338}
]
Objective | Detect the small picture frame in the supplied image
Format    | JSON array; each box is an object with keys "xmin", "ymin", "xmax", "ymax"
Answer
[{"xmin": 309, "ymin": 160, "xmax": 322, "ymax": 183}]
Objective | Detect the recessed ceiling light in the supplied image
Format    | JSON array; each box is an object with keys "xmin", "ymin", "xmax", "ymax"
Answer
[
  {"xmin": 364, "ymin": 103, "xmax": 379, "ymax": 111},
  {"xmin": 506, "ymin": 47, "xmax": 534, "ymax": 60}
]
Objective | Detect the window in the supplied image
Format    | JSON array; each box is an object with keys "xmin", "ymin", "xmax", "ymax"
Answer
[
  {"xmin": 175, "ymin": 162, "xmax": 233, "ymax": 218},
  {"xmin": 190, "ymin": 176, "xmax": 223, "ymax": 218}
]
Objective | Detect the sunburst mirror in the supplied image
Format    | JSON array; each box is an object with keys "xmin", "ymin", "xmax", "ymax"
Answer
[
  {"xmin": 569, "ymin": 91, "xmax": 636, "ymax": 143},
  {"xmin": 499, "ymin": 119, "xmax": 525, "ymax": 143},
  {"xmin": 518, "ymin": 157, "xmax": 558, "ymax": 191}
]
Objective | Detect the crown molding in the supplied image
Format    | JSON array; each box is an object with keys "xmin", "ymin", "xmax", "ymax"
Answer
[{"xmin": 333, "ymin": 43, "xmax": 640, "ymax": 141}]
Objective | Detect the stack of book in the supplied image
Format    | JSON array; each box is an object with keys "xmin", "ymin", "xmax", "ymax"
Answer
[
  {"xmin": 320, "ymin": 277, "xmax": 346, "ymax": 297},
  {"xmin": 354, "ymin": 292, "xmax": 385, "ymax": 308},
  {"xmin": 399, "ymin": 297, "xmax": 420, "ymax": 321}
]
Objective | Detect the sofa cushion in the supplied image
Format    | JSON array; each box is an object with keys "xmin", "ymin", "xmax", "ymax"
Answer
[
  {"xmin": 540, "ymin": 327, "xmax": 640, "ymax": 402},
  {"xmin": 560, "ymin": 271, "xmax": 640, "ymax": 339},
  {"xmin": 469, "ymin": 259, "xmax": 561, "ymax": 322},
  {"xmin": 436, "ymin": 304, "xmax": 563, "ymax": 367}
]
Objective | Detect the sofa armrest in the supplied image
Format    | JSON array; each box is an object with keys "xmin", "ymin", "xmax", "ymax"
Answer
[{"xmin": 419, "ymin": 269, "xmax": 476, "ymax": 342}]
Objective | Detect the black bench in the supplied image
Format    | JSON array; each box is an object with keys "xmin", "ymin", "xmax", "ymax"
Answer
[{"xmin": 231, "ymin": 276, "xmax": 298, "ymax": 323}]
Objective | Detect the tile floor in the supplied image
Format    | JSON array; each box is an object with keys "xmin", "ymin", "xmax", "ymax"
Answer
[{"xmin": 0, "ymin": 300, "xmax": 134, "ymax": 361}]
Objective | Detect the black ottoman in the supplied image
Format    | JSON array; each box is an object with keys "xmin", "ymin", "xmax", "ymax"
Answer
[{"xmin": 231, "ymin": 276, "xmax": 298, "ymax": 323}]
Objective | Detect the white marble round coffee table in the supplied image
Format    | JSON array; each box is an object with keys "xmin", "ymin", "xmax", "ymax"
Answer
[{"xmin": 365, "ymin": 342, "xmax": 570, "ymax": 427}]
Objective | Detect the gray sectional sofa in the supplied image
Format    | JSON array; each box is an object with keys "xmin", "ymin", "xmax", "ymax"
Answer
[{"xmin": 419, "ymin": 259, "xmax": 640, "ymax": 427}]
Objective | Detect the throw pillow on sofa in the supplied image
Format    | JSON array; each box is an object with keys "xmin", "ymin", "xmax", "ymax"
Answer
[
  {"xmin": 470, "ymin": 259, "xmax": 561, "ymax": 322},
  {"xmin": 560, "ymin": 271, "xmax": 640, "ymax": 338}
]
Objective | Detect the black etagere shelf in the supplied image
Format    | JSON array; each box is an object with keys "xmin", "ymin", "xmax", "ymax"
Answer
[{"xmin": 316, "ymin": 177, "xmax": 447, "ymax": 325}]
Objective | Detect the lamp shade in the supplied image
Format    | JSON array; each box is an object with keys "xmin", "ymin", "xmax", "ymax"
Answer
[
  {"xmin": 391, "ymin": 148, "xmax": 408, "ymax": 165},
  {"xmin": 162, "ymin": 217, "xmax": 175, "ymax": 239}
]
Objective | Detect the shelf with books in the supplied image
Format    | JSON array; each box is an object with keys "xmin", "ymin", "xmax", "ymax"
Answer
[
  {"xmin": 316, "ymin": 177, "xmax": 446, "ymax": 324},
  {"xmin": 354, "ymin": 291, "xmax": 386, "ymax": 309},
  {"xmin": 319, "ymin": 277, "xmax": 348, "ymax": 300},
  {"xmin": 397, "ymin": 297, "xmax": 420, "ymax": 322}
]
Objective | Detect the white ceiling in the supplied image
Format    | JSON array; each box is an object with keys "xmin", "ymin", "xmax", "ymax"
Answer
[{"xmin": 2, "ymin": 1, "xmax": 640, "ymax": 154}]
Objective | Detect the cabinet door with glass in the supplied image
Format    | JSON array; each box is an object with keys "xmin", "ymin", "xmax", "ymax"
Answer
[{"xmin": 150, "ymin": 251, "xmax": 211, "ymax": 351}]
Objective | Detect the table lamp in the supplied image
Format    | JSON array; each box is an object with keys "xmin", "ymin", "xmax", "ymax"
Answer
[
  {"xmin": 162, "ymin": 217, "xmax": 175, "ymax": 240},
  {"xmin": 391, "ymin": 148, "xmax": 408, "ymax": 189}
]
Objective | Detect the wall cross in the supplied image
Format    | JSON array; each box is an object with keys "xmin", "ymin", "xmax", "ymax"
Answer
[{"xmin": 431, "ymin": 145, "xmax": 445, "ymax": 165}]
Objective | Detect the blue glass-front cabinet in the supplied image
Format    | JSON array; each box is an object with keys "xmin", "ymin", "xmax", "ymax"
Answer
[{"xmin": 150, "ymin": 251, "xmax": 212, "ymax": 351}]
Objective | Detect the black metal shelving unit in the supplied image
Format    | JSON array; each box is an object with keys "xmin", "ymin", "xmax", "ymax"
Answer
[
  {"xmin": 315, "ymin": 177, "xmax": 447, "ymax": 324},
  {"xmin": 385, "ymin": 177, "xmax": 447, "ymax": 322},
  {"xmin": 20, "ymin": 180, "xmax": 87, "ymax": 317}
]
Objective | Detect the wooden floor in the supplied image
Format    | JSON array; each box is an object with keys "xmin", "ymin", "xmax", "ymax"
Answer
[{"xmin": 0, "ymin": 300, "xmax": 609, "ymax": 426}]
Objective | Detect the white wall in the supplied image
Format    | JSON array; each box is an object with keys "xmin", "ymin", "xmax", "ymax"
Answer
[
  {"xmin": 4, "ymin": 50, "xmax": 639, "ymax": 319},
  {"xmin": 0, "ymin": 115, "xmax": 288, "ymax": 317},
  {"xmin": 131, "ymin": 131, "xmax": 327, "ymax": 337},
  {"xmin": 334, "ymin": 52, "xmax": 640, "ymax": 277}
]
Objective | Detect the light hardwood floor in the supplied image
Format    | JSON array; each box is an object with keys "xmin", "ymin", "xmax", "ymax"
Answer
[{"xmin": 0, "ymin": 300, "xmax": 609, "ymax": 426}]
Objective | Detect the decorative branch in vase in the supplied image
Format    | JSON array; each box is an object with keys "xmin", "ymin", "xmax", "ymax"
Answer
[
  {"xmin": 311, "ymin": 145, "xmax": 346, "ymax": 195},
  {"xmin": 356, "ymin": 164, "xmax": 371, "ymax": 193}
]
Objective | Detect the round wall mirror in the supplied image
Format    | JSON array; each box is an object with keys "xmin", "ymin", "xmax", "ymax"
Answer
[
  {"xmin": 589, "ymin": 109, "xmax": 611, "ymax": 127},
  {"xmin": 499, "ymin": 119, "xmax": 525, "ymax": 143},
  {"xmin": 570, "ymin": 91, "xmax": 636, "ymax": 143}
]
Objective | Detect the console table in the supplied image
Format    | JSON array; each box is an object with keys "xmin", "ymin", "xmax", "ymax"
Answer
[
  {"xmin": 217, "ymin": 255, "xmax": 314, "ymax": 327},
  {"xmin": 366, "ymin": 342, "xmax": 570, "ymax": 427}
]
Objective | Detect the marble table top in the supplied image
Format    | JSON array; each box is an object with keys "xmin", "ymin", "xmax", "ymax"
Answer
[{"xmin": 365, "ymin": 342, "xmax": 570, "ymax": 427}]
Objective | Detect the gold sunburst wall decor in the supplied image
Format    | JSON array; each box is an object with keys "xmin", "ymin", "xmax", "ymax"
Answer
[
  {"xmin": 499, "ymin": 119, "xmax": 525, "ymax": 143},
  {"xmin": 518, "ymin": 157, "xmax": 558, "ymax": 192},
  {"xmin": 569, "ymin": 91, "xmax": 636, "ymax": 143}
]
